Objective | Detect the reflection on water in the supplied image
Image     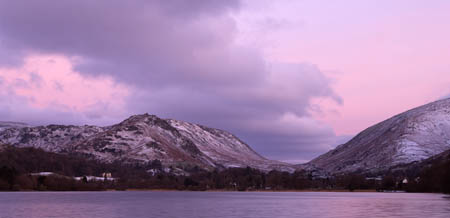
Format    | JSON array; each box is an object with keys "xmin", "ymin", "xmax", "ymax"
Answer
[{"xmin": 0, "ymin": 192, "xmax": 449, "ymax": 218}]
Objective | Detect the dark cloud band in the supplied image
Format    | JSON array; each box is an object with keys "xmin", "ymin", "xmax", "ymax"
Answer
[{"xmin": 0, "ymin": 0, "xmax": 340, "ymax": 162}]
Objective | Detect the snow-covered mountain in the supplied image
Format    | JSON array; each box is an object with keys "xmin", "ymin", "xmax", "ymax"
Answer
[
  {"xmin": 308, "ymin": 98, "xmax": 450, "ymax": 174},
  {"xmin": 0, "ymin": 114, "xmax": 293, "ymax": 173},
  {"xmin": 0, "ymin": 121, "xmax": 29, "ymax": 131}
]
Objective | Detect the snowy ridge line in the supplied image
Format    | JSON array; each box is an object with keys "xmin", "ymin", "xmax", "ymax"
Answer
[
  {"xmin": 308, "ymin": 98, "xmax": 450, "ymax": 174},
  {"xmin": 0, "ymin": 114, "xmax": 295, "ymax": 174}
]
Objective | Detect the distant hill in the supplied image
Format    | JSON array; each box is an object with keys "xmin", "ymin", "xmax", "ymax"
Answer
[
  {"xmin": 308, "ymin": 98, "xmax": 450, "ymax": 174},
  {"xmin": 0, "ymin": 114, "xmax": 293, "ymax": 174},
  {"xmin": 0, "ymin": 121, "xmax": 29, "ymax": 131}
]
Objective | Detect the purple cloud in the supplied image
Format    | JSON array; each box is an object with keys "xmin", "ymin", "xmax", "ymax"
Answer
[{"xmin": 0, "ymin": 0, "xmax": 341, "ymax": 162}]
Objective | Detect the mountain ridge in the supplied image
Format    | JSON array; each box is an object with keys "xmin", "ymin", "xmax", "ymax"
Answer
[
  {"xmin": 0, "ymin": 113, "xmax": 294, "ymax": 174},
  {"xmin": 307, "ymin": 98, "xmax": 450, "ymax": 174},
  {"xmin": 3, "ymin": 98, "xmax": 450, "ymax": 176}
]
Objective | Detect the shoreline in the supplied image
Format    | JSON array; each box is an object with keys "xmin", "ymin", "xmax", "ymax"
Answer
[
  {"xmin": 1, "ymin": 189, "xmax": 447, "ymax": 194},
  {"xmin": 0, "ymin": 189, "xmax": 409, "ymax": 193},
  {"xmin": 120, "ymin": 189, "xmax": 379, "ymax": 192}
]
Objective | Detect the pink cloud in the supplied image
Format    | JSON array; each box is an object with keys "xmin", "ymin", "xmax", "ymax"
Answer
[
  {"xmin": 236, "ymin": 0, "xmax": 450, "ymax": 136},
  {"xmin": 0, "ymin": 55, "xmax": 130, "ymax": 115}
]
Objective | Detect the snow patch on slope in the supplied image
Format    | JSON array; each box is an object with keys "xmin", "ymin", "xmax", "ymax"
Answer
[
  {"xmin": 0, "ymin": 114, "xmax": 294, "ymax": 172},
  {"xmin": 309, "ymin": 98, "xmax": 450, "ymax": 174}
]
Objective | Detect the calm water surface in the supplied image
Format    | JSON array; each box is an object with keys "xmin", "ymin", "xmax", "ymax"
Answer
[{"xmin": 0, "ymin": 192, "xmax": 449, "ymax": 218}]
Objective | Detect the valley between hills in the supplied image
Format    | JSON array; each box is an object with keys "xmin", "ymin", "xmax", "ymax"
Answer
[{"xmin": 1, "ymin": 98, "xmax": 450, "ymax": 193}]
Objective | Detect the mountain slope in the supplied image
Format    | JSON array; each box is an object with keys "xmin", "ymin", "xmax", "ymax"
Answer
[
  {"xmin": 390, "ymin": 148, "xmax": 450, "ymax": 175},
  {"xmin": 308, "ymin": 98, "xmax": 450, "ymax": 174},
  {"xmin": 0, "ymin": 121, "xmax": 29, "ymax": 131},
  {"xmin": 0, "ymin": 124, "xmax": 104, "ymax": 152},
  {"xmin": 0, "ymin": 114, "xmax": 292, "ymax": 173}
]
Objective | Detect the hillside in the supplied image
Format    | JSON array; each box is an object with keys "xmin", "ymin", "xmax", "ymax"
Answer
[
  {"xmin": 308, "ymin": 98, "xmax": 450, "ymax": 174},
  {"xmin": 0, "ymin": 114, "xmax": 293, "ymax": 173}
]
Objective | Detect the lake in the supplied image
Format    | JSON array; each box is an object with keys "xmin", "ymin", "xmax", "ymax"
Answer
[{"xmin": 0, "ymin": 192, "xmax": 449, "ymax": 218}]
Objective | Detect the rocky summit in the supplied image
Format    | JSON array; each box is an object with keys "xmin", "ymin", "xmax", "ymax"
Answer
[{"xmin": 0, "ymin": 114, "xmax": 293, "ymax": 174}]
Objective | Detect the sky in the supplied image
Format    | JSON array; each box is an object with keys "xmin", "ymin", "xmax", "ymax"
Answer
[{"xmin": 0, "ymin": 0, "xmax": 450, "ymax": 163}]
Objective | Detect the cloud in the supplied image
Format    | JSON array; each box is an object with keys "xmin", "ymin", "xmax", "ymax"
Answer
[
  {"xmin": 0, "ymin": 55, "xmax": 129, "ymax": 126},
  {"xmin": 126, "ymin": 62, "xmax": 341, "ymax": 162},
  {"xmin": 0, "ymin": 0, "xmax": 341, "ymax": 162},
  {"xmin": 0, "ymin": 0, "xmax": 248, "ymax": 88}
]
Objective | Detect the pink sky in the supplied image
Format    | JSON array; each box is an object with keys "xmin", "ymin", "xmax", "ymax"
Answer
[
  {"xmin": 0, "ymin": 55, "xmax": 129, "ymax": 111},
  {"xmin": 235, "ymin": 0, "xmax": 450, "ymax": 135},
  {"xmin": 1, "ymin": 0, "xmax": 450, "ymax": 162},
  {"xmin": 0, "ymin": 55, "xmax": 130, "ymax": 125}
]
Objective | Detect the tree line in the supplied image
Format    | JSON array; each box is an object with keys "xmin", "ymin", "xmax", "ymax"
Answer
[{"xmin": 0, "ymin": 146, "xmax": 449, "ymax": 193}]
